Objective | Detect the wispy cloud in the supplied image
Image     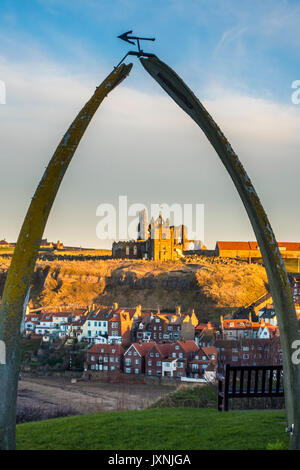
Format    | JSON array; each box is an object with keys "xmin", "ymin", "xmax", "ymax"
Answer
[{"xmin": 214, "ymin": 26, "xmax": 248, "ymax": 55}]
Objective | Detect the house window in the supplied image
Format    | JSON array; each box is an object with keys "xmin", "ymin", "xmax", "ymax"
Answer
[
  {"xmin": 104, "ymin": 366, "xmax": 108, "ymax": 371},
  {"xmin": 125, "ymin": 359, "xmax": 131, "ymax": 365},
  {"xmin": 111, "ymin": 366, "xmax": 115, "ymax": 371},
  {"xmin": 135, "ymin": 359, "xmax": 139, "ymax": 364},
  {"xmin": 148, "ymin": 370, "xmax": 152, "ymax": 375},
  {"xmin": 148, "ymin": 361, "xmax": 152, "ymax": 366},
  {"xmin": 135, "ymin": 369, "xmax": 139, "ymax": 374},
  {"xmin": 110, "ymin": 357, "xmax": 114, "ymax": 362},
  {"xmin": 104, "ymin": 357, "xmax": 108, "ymax": 362},
  {"xmin": 125, "ymin": 368, "xmax": 131, "ymax": 373},
  {"xmin": 243, "ymin": 354, "xmax": 249, "ymax": 359},
  {"xmin": 91, "ymin": 356, "xmax": 95, "ymax": 361},
  {"xmin": 157, "ymin": 361, "xmax": 161, "ymax": 366},
  {"xmin": 232, "ymin": 356, "xmax": 238, "ymax": 361}
]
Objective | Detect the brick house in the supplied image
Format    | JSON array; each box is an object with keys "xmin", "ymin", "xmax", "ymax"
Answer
[
  {"xmin": 215, "ymin": 337, "xmax": 282, "ymax": 374},
  {"xmin": 123, "ymin": 342, "xmax": 157, "ymax": 375},
  {"xmin": 145, "ymin": 343, "xmax": 173, "ymax": 376},
  {"xmin": 188, "ymin": 346, "xmax": 218, "ymax": 379},
  {"xmin": 162, "ymin": 341, "xmax": 199, "ymax": 378},
  {"xmin": 221, "ymin": 318, "xmax": 254, "ymax": 340},
  {"xmin": 108, "ymin": 310, "xmax": 133, "ymax": 347},
  {"xmin": 87, "ymin": 343, "xmax": 125, "ymax": 373}
]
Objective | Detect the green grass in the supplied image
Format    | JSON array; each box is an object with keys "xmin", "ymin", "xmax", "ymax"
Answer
[{"xmin": 16, "ymin": 408, "xmax": 289, "ymax": 450}]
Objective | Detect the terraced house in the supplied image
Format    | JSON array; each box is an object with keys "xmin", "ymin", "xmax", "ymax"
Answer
[
  {"xmin": 80, "ymin": 308, "xmax": 111, "ymax": 343},
  {"xmin": 87, "ymin": 344, "xmax": 125, "ymax": 373},
  {"xmin": 215, "ymin": 337, "xmax": 282, "ymax": 374},
  {"xmin": 123, "ymin": 342, "xmax": 156, "ymax": 375}
]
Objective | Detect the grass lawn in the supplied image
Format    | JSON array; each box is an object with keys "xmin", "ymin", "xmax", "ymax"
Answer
[{"xmin": 16, "ymin": 408, "xmax": 289, "ymax": 450}]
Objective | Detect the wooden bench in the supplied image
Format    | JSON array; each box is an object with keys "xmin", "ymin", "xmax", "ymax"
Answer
[{"xmin": 218, "ymin": 364, "xmax": 284, "ymax": 411}]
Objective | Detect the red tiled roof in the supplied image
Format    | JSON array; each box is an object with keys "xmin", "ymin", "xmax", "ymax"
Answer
[
  {"xmin": 128, "ymin": 342, "xmax": 157, "ymax": 356},
  {"xmin": 217, "ymin": 241, "xmax": 300, "ymax": 252},
  {"xmin": 176, "ymin": 340, "xmax": 199, "ymax": 354},
  {"xmin": 217, "ymin": 241, "xmax": 252, "ymax": 250},
  {"xmin": 222, "ymin": 319, "xmax": 252, "ymax": 329},
  {"xmin": 202, "ymin": 346, "xmax": 218, "ymax": 358}
]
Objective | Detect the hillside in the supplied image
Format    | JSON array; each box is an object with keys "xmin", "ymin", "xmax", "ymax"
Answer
[
  {"xmin": 16, "ymin": 408, "xmax": 288, "ymax": 450},
  {"xmin": 0, "ymin": 257, "xmax": 268, "ymax": 321}
]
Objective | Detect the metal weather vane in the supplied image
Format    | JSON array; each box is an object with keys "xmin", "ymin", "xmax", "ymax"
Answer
[{"xmin": 115, "ymin": 30, "xmax": 156, "ymax": 68}]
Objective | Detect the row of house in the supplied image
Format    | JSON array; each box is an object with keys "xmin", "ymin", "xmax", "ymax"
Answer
[
  {"xmin": 24, "ymin": 300, "xmax": 287, "ymax": 382},
  {"xmin": 25, "ymin": 303, "xmax": 206, "ymax": 348},
  {"xmin": 25, "ymin": 299, "xmax": 286, "ymax": 349},
  {"xmin": 86, "ymin": 340, "xmax": 218, "ymax": 381}
]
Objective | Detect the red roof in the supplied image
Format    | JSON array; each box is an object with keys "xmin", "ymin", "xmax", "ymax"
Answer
[
  {"xmin": 217, "ymin": 241, "xmax": 300, "ymax": 252},
  {"xmin": 217, "ymin": 241, "xmax": 252, "ymax": 250},
  {"xmin": 176, "ymin": 340, "xmax": 199, "ymax": 354},
  {"xmin": 127, "ymin": 342, "xmax": 157, "ymax": 356}
]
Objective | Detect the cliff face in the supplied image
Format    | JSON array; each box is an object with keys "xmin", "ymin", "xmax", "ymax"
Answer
[{"xmin": 0, "ymin": 258, "xmax": 268, "ymax": 321}]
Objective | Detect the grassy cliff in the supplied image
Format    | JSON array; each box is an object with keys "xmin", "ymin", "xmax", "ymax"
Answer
[{"xmin": 0, "ymin": 257, "xmax": 268, "ymax": 321}]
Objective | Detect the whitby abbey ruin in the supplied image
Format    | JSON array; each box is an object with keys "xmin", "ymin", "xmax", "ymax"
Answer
[{"xmin": 112, "ymin": 211, "xmax": 199, "ymax": 261}]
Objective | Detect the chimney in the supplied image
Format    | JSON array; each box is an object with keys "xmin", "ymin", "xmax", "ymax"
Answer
[{"xmin": 135, "ymin": 304, "xmax": 142, "ymax": 316}]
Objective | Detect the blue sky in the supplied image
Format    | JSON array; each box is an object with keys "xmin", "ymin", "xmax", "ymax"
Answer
[{"xmin": 0, "ymin": 0, "xmax": 300, "ymax": 248}]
